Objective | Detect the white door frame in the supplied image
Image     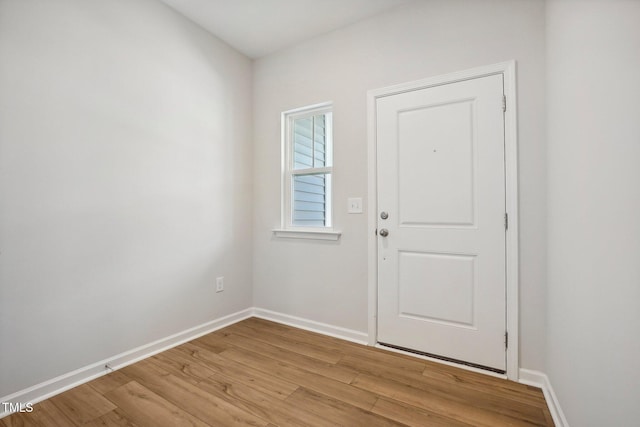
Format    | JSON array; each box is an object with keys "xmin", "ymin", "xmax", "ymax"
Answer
[{"xmin": 366, "ymin": 61, "xmax": 519, "ymax": 380}]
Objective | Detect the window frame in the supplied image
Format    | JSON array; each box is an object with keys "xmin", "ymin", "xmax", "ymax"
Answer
[{"xmin": 279, "ymin": 102, "xmax": 338, "ymax": 238}]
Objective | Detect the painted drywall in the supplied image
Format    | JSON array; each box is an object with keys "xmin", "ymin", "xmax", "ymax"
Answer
[
  {"xmin": 0, "ymin": 0, "xmax": 253, "ymax": 397},
  {"xmin": 546, "ymin": 0, "xmax": 640, "ymax": 424},
  {"xmin": 252, "ymin": 0, "xmax": 547, "ymax": 370}
]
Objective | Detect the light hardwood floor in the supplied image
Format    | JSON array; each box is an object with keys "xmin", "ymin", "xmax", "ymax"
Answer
[{"xmin": 1, "ymin": 318, "xmax": 554, "ymax": 426}]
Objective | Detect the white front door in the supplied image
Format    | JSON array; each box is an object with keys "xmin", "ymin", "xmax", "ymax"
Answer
[{"xmin": 376, "ymin": 73, "xmax": 507, "ymax": 372}]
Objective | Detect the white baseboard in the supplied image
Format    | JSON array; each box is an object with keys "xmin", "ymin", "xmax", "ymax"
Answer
[
  {"xmin": 519, "ymin": 368, "xmax": 569, "ymax": 427},
  {"xmin": 0, "ymin": 308, "xmax": 253, "ymax": 419},
  {"xmin": 252, "ymin": 308, "xmax": 369, "ymax": 345}
]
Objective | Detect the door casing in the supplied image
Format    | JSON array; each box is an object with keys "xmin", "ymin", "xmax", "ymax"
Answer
[{"xmin": 366, "ymin": 61, "xmax": 519, "ymax": 380}]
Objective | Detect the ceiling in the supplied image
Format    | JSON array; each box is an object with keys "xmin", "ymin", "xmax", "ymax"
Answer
[{"xmin": 159, "ymin": 0, "xmax": 413, "ymax": 58}]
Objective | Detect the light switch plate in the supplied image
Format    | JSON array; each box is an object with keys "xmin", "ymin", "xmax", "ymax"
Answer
[{"xmin": 348, "ymin": 197, "xmax": 363, "ymax": 214}]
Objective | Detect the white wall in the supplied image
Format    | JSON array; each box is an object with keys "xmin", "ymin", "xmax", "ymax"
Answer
[
  {"xmin": 253, "ymin": 0, "xmax": 548, "ymax": 370},
  {"xmin": 14, "ymin": 4, "xmax": 640, "ymax": 420},
  {"xmin": 0, "ymin": 0, "xmax": 253, "ymax": 397},
  {"xmin": 546, "ymin": 0, "xmax": 640, "ymax": 424}
]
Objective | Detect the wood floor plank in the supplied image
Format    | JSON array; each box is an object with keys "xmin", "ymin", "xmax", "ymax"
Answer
[
  {"xmin": 209, "ymin": 329, "xmax": 358, "ymax": 384},
  {"xmin": 0, "ymin": 413, "xmax": 35, "ymax": 427},
  {"xmin": 150, "ymin": 348, "xmax": 219, "ymax": 384},
  {"xmin": 247, "ymin": 318, "xmax": 428, "ymax": 368},
  {"xmin": 334, "ymin": 343, "xmax": 427, "ymax": 373},
  {"xmin": 49, "ymin": 384, "xmax": 116, "ymax": 426},
  {"xmin": 191, "ymin": 333, "xmax": 232, "ymax": 354},
  {"xmin": 26, "ymin": 400, "xmax": 76, "ymax": 427},
  {"xmin": 338, "ymin": 353, "xmax": 428, "ymax": 383},
  {"xmin": 196, "ymin": 375, "xmax": 336, "ymax": 427},
  {"xmin": 246, "ymin": 316, "xmax": 543, "ymax": 409},
  {"xmin": 104, "ymin": 381, "xmax": 210, "ymax": 427},
  {"xmin": 0, "ymin": 410, "xmax": 40, "ymax": 427},
  {"xmin": 339, "ymin": 354, "xmax": 548, "ymax": 424},
  {"xmin": 372, "ymin": 397, "xmax": 475, "ymax": 427},
  {"xmin": 245, "ymin": 318, "xmax": 376, "ymax": 352},
  {"xmin": 218, "ymin": 347, "xmax": 379, "ymax": 411},
  {"xmin": 285, "ymin": 387, "xmax": 405, "ymax": 427},
  {"xmin": 177, "ymin": 342, "xmax": 300, "ymax": 400},
  {"xmin": 81, "ymin": 409, "xmax": 139, "ymax": 427},
  {"xmin": 421, "ymin": 368, "xmax": 548, "ymax": 408},
  {"xmin": 87, "ymin": 371, "xmax": 133, "ymax": 395},
  {"xmin": 246, "ymin": 318, "xmax": 451, "ymax": 380},
  {"xmin": 121, "ymin": 358, "xmax": 268, "ymax": 426},
  {"xmin": 352, "ymin": 373, "xmax": 543, "ymax": 427},
  {"xmin": 1, "ymin": 397, "xmax": 98, "ymax": 427},
  {"xmin": 226, "ymin": 321, "xmax": 344, "ymax": 364},
  {"xmin": 420, "ymin": 361, "xmax": 547, "ymax": 402}
]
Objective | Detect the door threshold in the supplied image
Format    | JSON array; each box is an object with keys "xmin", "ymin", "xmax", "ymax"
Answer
[{"xmin": 378, "ymin": 342, "xmax": 506, "ymax": 375}]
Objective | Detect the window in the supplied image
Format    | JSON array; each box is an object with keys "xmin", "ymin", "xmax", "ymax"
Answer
[{"xmin": 281, "ymin": 103, "xmax": 334, "ymax": 232}]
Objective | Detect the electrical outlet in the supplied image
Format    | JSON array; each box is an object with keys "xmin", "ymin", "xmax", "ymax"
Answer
[{"xmin": 216, "ymin": 277, "xmax": 224, "ymax": 293}]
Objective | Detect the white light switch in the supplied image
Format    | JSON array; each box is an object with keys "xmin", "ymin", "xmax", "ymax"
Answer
[{"xmin": 348, "ymin": 197, "xmax": 363, "ymax": 214}]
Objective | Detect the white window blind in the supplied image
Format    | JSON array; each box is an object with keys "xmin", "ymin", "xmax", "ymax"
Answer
[
  {"xmin": 282, "ymin": 104, "xmax": 333, "ymax": 229},
  {"xmin": 292, "ymin": 114, "xmax": 330, "ymax": 226}
]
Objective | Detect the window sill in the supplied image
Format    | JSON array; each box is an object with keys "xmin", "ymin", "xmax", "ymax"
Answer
[{"xmin": 272, "ymin": 228, "xmax": 342, "ymax": 241}]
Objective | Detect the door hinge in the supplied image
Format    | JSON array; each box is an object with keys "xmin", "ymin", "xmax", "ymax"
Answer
[
  {"xmin": 505, "ymin": 331, "xmax": 509, "ymax": 349},
  {"xmin": 502, "ymin": 94, "xmax": 506, "ymax": 112},
  {"xmin": 504, "ymin": 213, "xmax": 509, "ymax": 230}
]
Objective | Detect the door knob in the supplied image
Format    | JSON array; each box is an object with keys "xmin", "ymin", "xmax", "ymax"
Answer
[{"xmin": 379, "ymin": 228, "xmax": 389, "ymax": 237}]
